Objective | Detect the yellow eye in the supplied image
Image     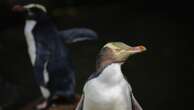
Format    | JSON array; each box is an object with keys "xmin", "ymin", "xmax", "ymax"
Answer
[{"xmin": 115, "ymin": 49, "xmax": 122, "ymax": 51}]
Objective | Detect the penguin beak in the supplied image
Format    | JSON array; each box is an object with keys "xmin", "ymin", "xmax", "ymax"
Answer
[
  {"xmin": 127, "ymin": 45, "xmax": 146, "ymax": 54},
  {"xmin": 12, "ymin": 5, "xmax": 25, "ymax": 12}
]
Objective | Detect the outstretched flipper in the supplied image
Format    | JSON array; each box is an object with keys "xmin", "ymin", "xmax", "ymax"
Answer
[
  {"xmin": 131, "ymin": 92, "xmax": 143, "ymax": 110},
  {"xmin": 59, "ymin": 28, "xmax": 98, "ymax": 43},
  {"xmin": 75, "ymin": 95, "xmax": 84, "ymax": 110}
]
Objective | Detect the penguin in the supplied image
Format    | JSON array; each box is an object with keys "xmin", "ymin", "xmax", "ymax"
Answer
[
  {"xmin": 12, "ymin": 3, "xmax": 97, "ymax": 110},
  {"xmin": 76, "ymin": 42, "xmax": 145, "ymax": 110}
]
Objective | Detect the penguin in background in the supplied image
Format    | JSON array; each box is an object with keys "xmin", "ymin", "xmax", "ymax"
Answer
[
  {"xmin": 12, "ymin": 3, "xmax": 97, "ymax": 109},
  {"xmin": 76, "ymin": 42, "xmax": 145, "ymax": 110}
]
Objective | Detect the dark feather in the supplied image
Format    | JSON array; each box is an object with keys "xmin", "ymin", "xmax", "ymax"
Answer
[{"xmin": 59, "ymin": 28, "xmax": 98, "ymax": 43}]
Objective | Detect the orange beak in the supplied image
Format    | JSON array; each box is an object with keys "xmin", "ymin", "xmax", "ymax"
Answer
[{"xmin": 128, "ymin": 45, "xmax": 147, "ymax": 54}]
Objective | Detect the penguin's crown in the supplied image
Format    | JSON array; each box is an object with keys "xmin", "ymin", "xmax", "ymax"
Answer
[
  {"xmin": 23, "ymin": 3, "xmax": 47, "ymax": 12},
  {"xmin": 104, "ymin": 42, "xmax": 132, "ymax": 50}
]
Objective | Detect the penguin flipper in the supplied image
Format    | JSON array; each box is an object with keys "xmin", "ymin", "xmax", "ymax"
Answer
[
  {"xmin": 75, "ymin": 95, "xmax": 84, "ymax": 110},
  {"xmin": 60, "ymin": 28, "xmax": 98, "ymax": 44},
  {"xmin": 131, "ymin": 92, "xmax": 143, "ymax": 110}
]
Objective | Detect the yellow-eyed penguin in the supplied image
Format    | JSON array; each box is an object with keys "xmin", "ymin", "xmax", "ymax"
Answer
[{"xmin": 76, "ymin": 42, "xmax": 146, "ymax": 110}]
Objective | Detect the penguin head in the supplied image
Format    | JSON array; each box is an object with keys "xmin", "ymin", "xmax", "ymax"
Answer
[
  {"xmin": 12, "ymin": 3, "xmax": 47, "ymax": 20},
  {"xmin": 100, "ymin": 42, "xmax": 146, "ymax": 63}
]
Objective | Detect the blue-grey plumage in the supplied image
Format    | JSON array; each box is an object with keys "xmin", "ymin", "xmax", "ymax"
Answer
[
  {"xmin": 12, "ymin": 3, "xmax": 98, "ymax": 108},
  {"xmin": 60, "ymin": 28, "xmax": 98, "ymax": 43},
  {"xmin": 76, "ymin": 42, "xmax": 146, "ymax": 110}
]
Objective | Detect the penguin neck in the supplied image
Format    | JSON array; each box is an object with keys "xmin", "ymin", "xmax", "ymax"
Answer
[{"xmin": 97, "ymin": 63, "xmax": 124, "ymax": 85}]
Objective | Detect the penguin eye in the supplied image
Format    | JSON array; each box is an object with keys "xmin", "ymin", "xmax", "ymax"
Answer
[{"xmin": 115, "ymin": 49, "xmax": 122, "ymax": 52}]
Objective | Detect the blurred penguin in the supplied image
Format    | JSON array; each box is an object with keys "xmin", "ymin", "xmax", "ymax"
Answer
[{"xmin": 12, "ymin": 3, "xmax": 97, "ymax": 110}]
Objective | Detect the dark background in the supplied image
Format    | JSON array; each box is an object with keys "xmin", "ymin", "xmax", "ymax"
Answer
[{"xmin": 0, "ymin": 0, "xmax": 193, "ymax": 110}]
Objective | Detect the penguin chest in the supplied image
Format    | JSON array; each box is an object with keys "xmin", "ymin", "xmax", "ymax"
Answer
[
  {"xmin": 83, "ymin": 79, "xmax": 130, "ymax": 110},
  {"xmin": 24, "ymin": 20, "xmax": 37, "ymax": 65}
]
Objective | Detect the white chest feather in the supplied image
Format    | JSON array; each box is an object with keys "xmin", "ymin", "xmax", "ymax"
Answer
[
  {"xmin": 24, "ymin": 20, "xmax": 37, "ymax": 65},
  {"xmin": 24, "ymin": 20, "xmax": 50, "ymax": 98},
  {"xmin": 83, "ymin": 63, "xmax": 132, "ymax": 110}
]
